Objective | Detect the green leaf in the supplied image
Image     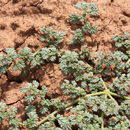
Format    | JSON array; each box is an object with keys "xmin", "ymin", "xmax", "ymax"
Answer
[
  {"xmin": 115, "ymin": 42, "xmax": 123, "ymax": 47},
  {"xmin": 70, "ymin": 29, "xmax": 85, "ymax": 45},
  {"xmin": 82, "ymin": 22, "xmax": 98, "ymax": 34},
  {"xmin": 74, "ymin": 2, "xmax": 88, "ymax": 9},
  {"xmin": 69, "ymin": 14, "xmax": 85, "ymax": 23},
  {"xmin": 25, "ymin": 95, "xmax": 36, "ymax": 102},
  {"xmin": 56, "ymin": 114, "xmax": 71, "ymax": 129},
  {"xmin": 13, "ymin": 60, "xmax": 26, "ymax": 70},
  {"xmin": 40, "ymin": 27, "xmax": 65, "ymax": 46}
]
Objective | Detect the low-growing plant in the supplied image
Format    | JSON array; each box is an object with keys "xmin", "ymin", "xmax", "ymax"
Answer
[
  {"xmin": 79, "ymin": 45, "xmax": 90, "ymax": 60},
  {"xmin": 82, "ymin": 22, "xmax": 98, "ymax": 35},
  {"xmin": 40, "ymin": 27, "xmax": 65, "ymax": 46},
  {"xmin": 69, "ymin": 2, "xmax": 98, "ymax": 45},
  {"xmin": 109, "ymin": 74, "xmax": 130, "ymax": 96},
  {"xmin": 0, "ymin": 48, "xmax": 18, "ymax": 74},
  {"xmin": 89, "ymin": 50, "xmax": 130, "ymax": 78},
  {"xmin": 0, "ymin": 46, "xmax": 58, "ymax": 75},
  {"xmin": 69, "ymin": 2, "xmax": 98, "ymax": 24},
  {"xmin": 70, "ymin": 29, "xmax": 85, "ymax": 45},
  {"xmin": 74, "ymin": 2, "xmax": 98, "ymax": 16},
  {"xmin": 69, "ymin": 14, "xmax": 86, "ymax": 24},
  {"xmin": 0, "ymin": 1, "xmax": 130, "ymax": 130},
  {"xmin": 0, "ymin": 102, "xmax": 20, "ymax": 130},
  {"xmin": 112, "ymin": 32, "xmax": 130, "ymax": 49},
  {"xmin": 59, "ymin": 51, "xmax": 88, "ymax": 75},
  {"xmin": 70, "ymin": 21, "xmax": 98, "ymax": 45},
  {"xmin": 0, "ymin": 77, "xmax": 129, "ymax": 129},
  {"xmin": 61, "ymin": 79, "xmax": 86, "ymax": 99}
]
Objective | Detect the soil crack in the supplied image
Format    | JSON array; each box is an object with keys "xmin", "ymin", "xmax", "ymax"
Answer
[
  {"xmin": 29, "ymin": 0, "xmax": 44, "ymax": 7},
  {"xmin": 6, "ymin": 96, "xmax": 24, "ymax": 106}
]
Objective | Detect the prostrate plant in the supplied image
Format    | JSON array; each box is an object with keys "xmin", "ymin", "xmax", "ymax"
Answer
[
  {"xmin": 112, "ymin": 33, "xmax": 130, "ymax": 75},
  {"xmin": 74, "ymin": 72, "xmax": 105, "ymax": 92},
  {"xmin": 109, "ymin": 74, "xmax": 130, "ymax": 96},
  {"xmin": 0, "ymin": 102, "xmax": 20, "ymax": 130},
  {"xmin": 0, "ymin": 1, "xmax": 130, "ymax": 130},
  {"xmin": 69, "ymin": 2, "xmax": 98, "ymax": 45},
  {"xmin": 40, "ymin": 27, "xmax": 65, "ymax": 47},
  {"xmin": 23, "ymin": 105, "xmax": 39, "ymax": 129},
  {"xmin": 75, "ymin": 2, "xmax": 98, "ymax": 16},
  {"xmin": 59, "ymin": 51, "xmax": 88, "ymax": 75},
  {"xmin": 85, "ymin": 95, "xmax": 120, "ymax": 116},
  {"xmin": 79, "ymin": 45, "xmax": 90, "ymax": 60},
  {"xmin": 0, "ymin": 46, "xmax": 58, "ymax": 75},
  {"xmin": 61, "ymin": 79, "xmax": 86, "ymax": 99},
  {"xmin": 112, "ymin": 51, "xmax": 128, "ymax": 61},
  {"xmin": 82, "ymin": 22, "xmax": 98, "ymax": 35},
  {"xmin": 70, "ymin": 29, "xmax": 85, "ymax": 45},
  {"xmin": 56, "ymin": 78, "xmax": 129, "ymax": 130},
  {"xmin": 88, "ymin": 47, "xmax": 130, "ymax": 78},
  {"xmin": 40, "ymin": 46, "xmax": 58, "ymax": 62},
  {"xmin": 88, "ymin": 33, "xmax": 130, "ymax": 79},
  {"xmin": 0, "ymin": 48, "xmax": 18, "ymax": 74},
  {"xmin": 69, "ymin": 2, "xmax": 98, "ymax": 24},
  {"xmin": 112, "ymin": 32, "xmax": 130, "ymax": 49},
  {"xmin": 90, "ymin": 52, "xmax": 123, "ymax": 77},
  {"xmin": 107, "ymin": 115, "xmax": 130, "ymax": 130},
  {"xmin": 0, "ymin": 77, "xmax": 130, "ymax": 129},
  {"xmin": 20, "ymin": 80, "xmax": 66, "ymax": 129},
  {"xmin": 69, "ymin": 14, "xmax": 86, "ymax": 24}
]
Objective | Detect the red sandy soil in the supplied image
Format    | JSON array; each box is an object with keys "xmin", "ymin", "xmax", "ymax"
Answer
[{"xmin": 0, "ymin": 0, "xmax": 130, "ymax": 129}]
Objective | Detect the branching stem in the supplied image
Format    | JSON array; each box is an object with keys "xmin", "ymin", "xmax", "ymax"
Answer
[
  {"xmin": 36, "ymin": 90, "xmax": 130, "ymax": 126},
  {"xmin": 101, "ymin": 112, "xmax": 104, "ymax": 130}
]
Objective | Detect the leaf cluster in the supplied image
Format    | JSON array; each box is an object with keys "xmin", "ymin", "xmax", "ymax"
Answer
[
  {"xmin": 112, "ymin": 32, "xmax": 130, "ymax": 49},
  {"xmin": 69, "ymin": 2, "xmax": 98, "ymax": 45},
  {"xmin": 69, "ymin": 2, "xmax": 98, "ymax": 24},
  {"xmin": 0, "ymin": 46, "xmax": 58, "ymax": 74},
  {"xmin": 0, "ymin": 102, "xmax": 20, "ymax": 130},
  {"xmin": 40, "ymin": 27, "xmax": 65, "ymax": 46}
]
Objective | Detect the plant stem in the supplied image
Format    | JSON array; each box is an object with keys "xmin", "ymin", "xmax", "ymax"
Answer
[
  {"xmin": 101, "ymin": 112, "xmax": 104, "ymax": 130},
  {"xmin": 85, "ymin": 91, "xmax": 105, "ymax": 98},
  {"xmin": 37, "ymin": 110, "xmax": 58, "ymax": 126},
  {"xmin": 126, "ymin": 59, "xmax": 130, "ymax": 64},
  {"xmin": 108, "ymin": 93, "xmax": 119, "ymax": 106},
  {"xmin": 110, "ymin": 92, "xmax": 130, "ymax": 100},
  {"xmin": 36, "ymin": 91, "xmax": 105, "ymax": 126},
  {"xmin": 100, "ymin": 78, "xmax": 108, "ymax": 90},
  {"xmin": 35, "ymin": 90, "xmax": 130, "ymax": 127}
]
